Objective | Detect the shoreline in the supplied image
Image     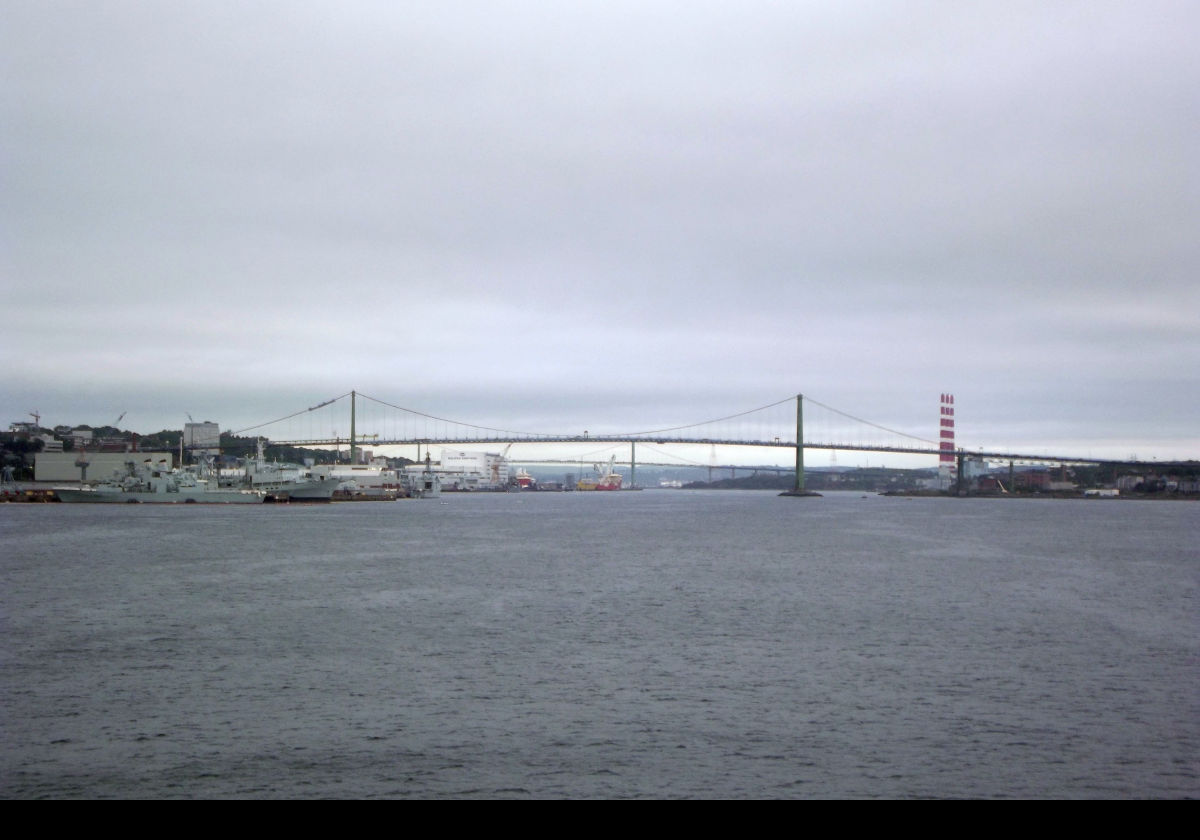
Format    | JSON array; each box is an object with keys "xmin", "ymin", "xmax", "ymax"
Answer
[{"xmin": 878, "ymin": 490, "xmax": 1198, "ymax": 501}]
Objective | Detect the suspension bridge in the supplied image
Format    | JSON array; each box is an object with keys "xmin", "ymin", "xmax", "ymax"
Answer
[{"xmin": 235, "ymin": 391, "xmax": 1131, "ymax": 493}]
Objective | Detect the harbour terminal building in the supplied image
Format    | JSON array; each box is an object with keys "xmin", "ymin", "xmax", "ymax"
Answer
[{"xmin": 429, "ymin": 449, "xmax": 510, "ymax": 491}]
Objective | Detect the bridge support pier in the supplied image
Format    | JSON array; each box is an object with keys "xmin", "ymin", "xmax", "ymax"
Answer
[
  {"xmin": 630, "ymin": 441, "xmax": 636, "ymax": 490},
  {"xmin": 350, "ymin": 390, "xmax": 357, "ymax": 465},
  {"xmin": 780, "ymin": 393, "xmax": 821, "ymax": 497}
]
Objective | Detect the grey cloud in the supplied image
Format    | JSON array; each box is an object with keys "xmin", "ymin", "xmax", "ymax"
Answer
[{"xmin": 3, "ymin": 1, "xmax": 1196, "ymax": 461}]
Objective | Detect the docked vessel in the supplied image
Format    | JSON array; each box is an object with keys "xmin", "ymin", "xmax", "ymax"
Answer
[
  {"xmin": 225, "ymin": 439, "xmax": 342, "ymax": 501},
  {"xmin": 514, "ymin": 468, "xmax": 537, "ymax": 489},
  {"xmin": 577, "ymin": 456, "xmax": 623, "ymax": 491},
  {"xmin": 55, "ymin": 458, "xmax": 269, "ymax": 504}
]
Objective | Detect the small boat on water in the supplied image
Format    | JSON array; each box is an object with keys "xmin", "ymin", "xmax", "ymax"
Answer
[{"xmin": 55, "ymin": 458, "xmax": 269, "ymax": 504}]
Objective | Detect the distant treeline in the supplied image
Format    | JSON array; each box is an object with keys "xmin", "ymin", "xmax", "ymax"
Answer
[
  {"xmin": 0, "ymin": 426, "xmax": 398, "ymax": 469},
  {"xmin": 685, "ymin": 468, "xmax": 933, "ymax": 492}
]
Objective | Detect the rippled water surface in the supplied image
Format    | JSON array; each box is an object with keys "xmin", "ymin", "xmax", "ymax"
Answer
[{"xmin": 2, "ymin": 491, "xmax": 1197, "ymax": 798}]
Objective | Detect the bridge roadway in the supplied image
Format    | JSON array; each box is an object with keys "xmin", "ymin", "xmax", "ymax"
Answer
[
  {"xmin": 516, "ymin": 459, "xmax": 795, "ymax": 475},
  {"xmin": 271, "ymin": 436, "xmax": 1119, "ymax": 466}
]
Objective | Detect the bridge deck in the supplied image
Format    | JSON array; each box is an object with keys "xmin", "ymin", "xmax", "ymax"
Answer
[{"xmin": 270, "ymin": 437, "xmax": 1115, "ymax": 466}]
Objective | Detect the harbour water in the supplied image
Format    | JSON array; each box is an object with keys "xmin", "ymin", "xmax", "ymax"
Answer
[{"xmin": 2, "ymin": 491, "xmax": 1196, "ymax": 798}]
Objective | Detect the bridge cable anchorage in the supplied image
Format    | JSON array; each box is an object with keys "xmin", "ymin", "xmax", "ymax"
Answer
[{"xmin": 232, "ymin": 392, "xmax": 353, "ymax": 436}]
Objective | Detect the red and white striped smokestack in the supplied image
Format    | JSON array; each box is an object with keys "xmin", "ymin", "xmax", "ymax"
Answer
[{"xmin": 939, "ymin": 393, "xmax": 955, "ymax": 466}]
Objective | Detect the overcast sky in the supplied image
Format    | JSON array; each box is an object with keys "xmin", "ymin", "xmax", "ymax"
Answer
[{"xmin": 3, "ymin": 1, "xmax": 1197, "ymax": 462}]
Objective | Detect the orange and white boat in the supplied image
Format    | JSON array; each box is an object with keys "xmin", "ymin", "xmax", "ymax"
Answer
[{"xmin": 577, "ymin": 456, "xmax": 623, "ymax": 491}]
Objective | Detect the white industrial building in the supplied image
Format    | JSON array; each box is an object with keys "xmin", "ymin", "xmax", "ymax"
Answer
[
  {"xmin": 921, "ymin": 455, "xmax": 989, "ymax": 491},
  {"xmin": 36, "ymin": 451, "xmax": 175, "ymax": 483},
  {"xmin": 420, "ymin": 449, "xmax": 510, "ymax": 491}
]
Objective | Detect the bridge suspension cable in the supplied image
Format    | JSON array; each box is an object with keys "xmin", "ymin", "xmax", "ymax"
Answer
[
  {"xmin": 231, "ymin": 392, "xmax": 353, "ymax": 436},
  {"xmin": 356, "ymin": 392, "xmax": 559, "ymax": 439},
  {"xmin": 802, "ymin": 395, "xmax": 939, "ymax": 447},
  {"xmin": 235, "ymin": 389, "xmax": 942, "ymax": 458},
  {"xmin": 638, "ymin": 443, "xmax": 727, "ymax": 467},
  {"xmin": 223, "ymin": 389, "xmax": 1139, "ymax": 468},
  {"xmin": 613, "ymin": 395, "xmax": 797, "ymax": 438}
]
